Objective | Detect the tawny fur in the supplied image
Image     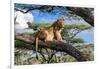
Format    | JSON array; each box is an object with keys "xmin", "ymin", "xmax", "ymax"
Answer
[{"xmin": 34, "ymin": 19, "xmax": 64, "ymax": 52}]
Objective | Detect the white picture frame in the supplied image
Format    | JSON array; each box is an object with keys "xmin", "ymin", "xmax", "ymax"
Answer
[{"xmin": 10, "ymin": 0, "xmax": 95, "ymax": 69}]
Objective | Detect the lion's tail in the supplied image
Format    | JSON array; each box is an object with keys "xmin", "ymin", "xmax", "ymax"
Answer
[
  {"xmin": 35, "ymin": 37, "xmax": 39, "ymax": 59},
  {"xmin": 35, "ymin": 37, "xmax": 38, "ymax": 52}
]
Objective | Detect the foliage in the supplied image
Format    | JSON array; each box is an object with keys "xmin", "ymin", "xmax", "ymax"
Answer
[
  {"xmin": 62, "ymin": 24, "xmax": 92, "ymax": 44},
  {"xmin": 70, "ymin": 38, "xmax": 84, "ymax": 43},
  {"xmin": 32, "ymin": 22, "xmax": 50, "ymax": 26},
  {"xmin": 64, "ymin": 24, "xmax": 92, "ymax": 30},
  {"xmin": 63, "ymin": 24, "xmax": 92, "ymax": 37}
]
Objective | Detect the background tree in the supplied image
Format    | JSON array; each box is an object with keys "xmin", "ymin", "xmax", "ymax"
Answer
[{"xmin": 62, "ymin": 24, "xmax": 92, "ymax": 45}]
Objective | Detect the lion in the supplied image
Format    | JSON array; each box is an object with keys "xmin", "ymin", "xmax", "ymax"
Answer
[
  {"xmin": 34, "ymin": 18, "xmax": 64, "ymax": 56},
  {"xmin": 53, "ymin": 19, "xmax": 64, "ymax": 41}
]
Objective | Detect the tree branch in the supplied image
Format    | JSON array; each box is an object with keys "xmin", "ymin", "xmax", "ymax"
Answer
[
  {"xmin": 15, "ymin": 34, "xmax": 87, "ymax": 61},
  {"xmin": 67, "ymin": 7, "xmax": 94, "ymax": 26}
]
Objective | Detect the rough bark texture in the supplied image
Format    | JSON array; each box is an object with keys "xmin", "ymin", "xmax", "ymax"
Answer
[{"xmin": 15, "ymin": 34, "xmax": 87, "ymax": 61}]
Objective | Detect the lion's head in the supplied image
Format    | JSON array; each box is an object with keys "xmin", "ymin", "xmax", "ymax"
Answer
[{"xmin": 53, "ymin": 19, "xmax": 64, "ymax": 30}]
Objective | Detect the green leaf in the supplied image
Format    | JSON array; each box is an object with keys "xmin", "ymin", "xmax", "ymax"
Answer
[{"xmin": 70, "ymin": 38, "xmax": 85, "ymax": 43}]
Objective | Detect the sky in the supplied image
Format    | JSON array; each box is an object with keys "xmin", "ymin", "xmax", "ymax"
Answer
[
  {"xmin": 15, "ymin": 3, "xmax": 94, "ymax": 44},
  {"xmin": 76, "ymin": 30, "xmax": 94, "ymax": 43}
]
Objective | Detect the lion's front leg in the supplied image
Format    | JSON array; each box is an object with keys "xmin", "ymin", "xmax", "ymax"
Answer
[{"xmin": 54, "ymin": 31, "xmax": 63, "ymax": 41}]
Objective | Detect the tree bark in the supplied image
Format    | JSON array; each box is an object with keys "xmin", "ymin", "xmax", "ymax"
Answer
[
  {"xmin": 67, "ymin": 7, "xmax": 94, "ymax": 26},
  {"xmin": 15, "ymin": 34, "xmax": 87, "ymax": 61}
]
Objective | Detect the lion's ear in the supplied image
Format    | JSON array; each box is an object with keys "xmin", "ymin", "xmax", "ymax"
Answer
[{"xmin": 57, "ymin": 19, "xmax": 59, "ymax": 22}]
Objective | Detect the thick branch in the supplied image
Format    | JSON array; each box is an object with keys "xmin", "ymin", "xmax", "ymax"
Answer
[
  {"xmin": 15, "ymin": 35, "xmax": 87, "ymax": 61},
  {"xmin": 67, "ymin": 7, "xmax": 94, "ymax": 26}
]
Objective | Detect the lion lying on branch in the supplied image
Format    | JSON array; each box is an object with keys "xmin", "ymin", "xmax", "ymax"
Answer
[{"xmin": 34, "ymin": 19, "xmax": 64, "ymax": 55}]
